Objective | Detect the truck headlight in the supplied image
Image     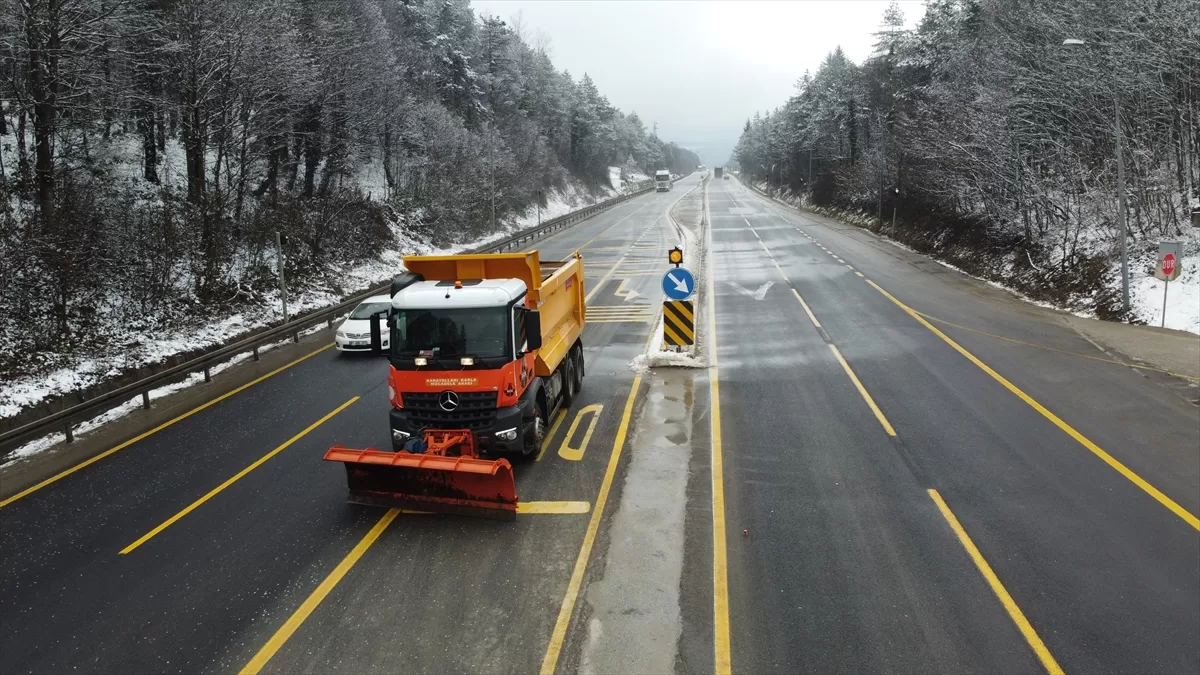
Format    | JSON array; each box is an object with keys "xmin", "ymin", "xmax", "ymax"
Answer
[
  {"xmin": 495, "ymin": 428, "xmax": 518, "ymax": 442},
  {"xmin": 460, "ymin": 357, "xmax": 474, "ymax": 366},
  {"xmin": 414, "ymin": 357, "xmax": 427, "ymax": 366},
  {"xmin": 392, "ymin": 429, "xmax": 410, "ymax": 442}
]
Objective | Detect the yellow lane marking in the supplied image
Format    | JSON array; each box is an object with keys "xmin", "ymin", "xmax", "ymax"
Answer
[
  {"xmin": 0, "ymin": 343, "xmax": 334, "ymax": 509},
  {"xmin": 120, "ymin": 397, "xmax": 359, "ymax": 554},
  {"xmin": 539, "ymin": 374, "xmax": 643, "ymax": 675},
  {"xmin": 710, "ymin": 185, "xmax": 733, "ymax": 675},
  {"xmin": 771, "ymin": 260, "xmax": 790, "ymax": 281},
  {"xmin": 829, "ymin": 345, "xmax": 897, "ymax": 437},
  {"xmin": 518, "ymin": 501, "xmax": 591, "ymax": 514},
  {"xmin": 929, "ymin": 490, "xmax": 1065, "ymax": 674},
  {"xmin": 916, "ymin": 311, "xmax": 1199, "ymax": 382},
  {"xmin": 846, "ymin": 265, "xmax": 855, "ymax": 271},
  {"xmin": 536, "ymin": 409, "xmax": 569, "ymax": 461},
  {"xmin": 398, "ymin": 502, "xmax": 590, "ymax": 516},
  {"xmin": 239, "ymin": 508, "xmax": 400, "ymax": 675},
  {"xmin": 855, "ymin": 271, "xmax": 865, "ymax": 278},
  {"xmin": 586, "ymin": 318, "xmax": 655, "ymax": 324},
  {"xmin": 558, "ymin": 404, "xmax": 604, "ymax": 461},
  {"xmin": 791, "ymin": 289, "xmax": 823, "ymax": 329},
  {"xmin": 870, "ymin": 280, "xmax": 1200, "ymax": 532}
]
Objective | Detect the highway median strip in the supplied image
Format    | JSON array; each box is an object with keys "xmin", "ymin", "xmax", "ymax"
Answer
[{"xmin": 120, "ymin": 396, "xmax": 359, "ymax": 555}]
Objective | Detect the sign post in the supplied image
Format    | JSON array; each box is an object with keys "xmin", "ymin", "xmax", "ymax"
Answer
[
  {"xmin": 1154, "ymin": 240, "xmax": 1183, "ymax": 328},
  {"xmin": 661, "ymin": 264, "xmax": 695, "ymax": 350}
]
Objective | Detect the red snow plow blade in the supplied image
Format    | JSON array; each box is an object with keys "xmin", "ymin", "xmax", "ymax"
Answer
[{"xmin": 323, "ymin": 430, "xmax": 517, "ymax": 520}]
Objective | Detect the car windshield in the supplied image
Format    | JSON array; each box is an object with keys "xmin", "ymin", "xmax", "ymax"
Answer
[
  {"xmin": 349, "ymin": 302, "xmax": 391, "ymax": 320},
  {"xmin": 392, "ymin": 307, "xmax": 509, "ymax": 360}
]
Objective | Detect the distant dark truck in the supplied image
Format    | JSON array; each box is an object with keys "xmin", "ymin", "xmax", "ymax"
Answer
[{"xmin": 714, "ymin": 167, "xmax": 723, "ymax": 179}]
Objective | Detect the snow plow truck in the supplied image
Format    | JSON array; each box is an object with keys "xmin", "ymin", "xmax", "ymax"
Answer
[{"xmin": 324, "ymin": 251, "xmax": 586, "ymax": 519}]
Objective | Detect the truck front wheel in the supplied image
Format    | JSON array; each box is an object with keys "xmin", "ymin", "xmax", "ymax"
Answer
[{"xmin": 522, "ymin": 401, "xmax": 547, "ymax": 458}]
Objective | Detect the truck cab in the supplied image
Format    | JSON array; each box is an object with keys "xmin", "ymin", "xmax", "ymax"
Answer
[
  {"xmin": 655, "ymin": 170, "xmax": 671, "ymax": 192},
  {"xmin": 382, "ymin": 253, "xmax": 585, "ymax": 457}
]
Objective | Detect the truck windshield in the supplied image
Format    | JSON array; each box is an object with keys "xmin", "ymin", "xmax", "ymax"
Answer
[{"xmin": 392, "ymin": 307, "xmax": 510, "ymax": 360}]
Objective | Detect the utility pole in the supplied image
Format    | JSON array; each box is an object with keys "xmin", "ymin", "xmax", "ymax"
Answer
[
  {"xmin": 877, "ymin": 112, "xmax": 885, "ymax": 230},
  {"xmin": 1062, "ymin": 38, "xmax": 1130, "ymax": 312},
  {"xmin": 1114, "ymin": 92, "xmax": 1129, "ymax": 311},
  {"xmin": 489, "ymin": 120, "xmax": 496, "ymax": 230},
  {"xmin": 275, "ymin": 231, "xmax": 289, "ymax": 323}
]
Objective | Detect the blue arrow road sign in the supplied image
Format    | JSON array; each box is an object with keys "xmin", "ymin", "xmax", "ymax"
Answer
[{"xmin": 661, "ymin": 267, "xmax": 696, "ymax": 300}]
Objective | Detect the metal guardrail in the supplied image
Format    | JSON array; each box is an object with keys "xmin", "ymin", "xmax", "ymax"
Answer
[{"xmin": 0, "ymin": 180, "xmax": 661, "ymax": 454}]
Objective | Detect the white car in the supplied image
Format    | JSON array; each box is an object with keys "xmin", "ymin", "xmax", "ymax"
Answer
[{"xmin": 335, "ymin": 294, "xmax": 392, "ymax": 352}]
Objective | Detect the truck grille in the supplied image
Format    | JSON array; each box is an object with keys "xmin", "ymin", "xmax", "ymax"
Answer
[{"xmin": 402, "ymin": 391, "xmax": 498, "ymax": 432}]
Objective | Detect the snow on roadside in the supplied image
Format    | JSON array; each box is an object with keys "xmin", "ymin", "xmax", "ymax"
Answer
[
  {"xmin": 1, "ymin": 178, "xmax": 612, "ymax": 425},
  {"xmin": 609, "ymin": 166, "xmax": 623, "ymax": 192},
  {"xmin": 508, "ymin": 179, "xmax": 613, "ymax": 230},
  {"xmin": 751, "ymin": 180, "xmax": 1200, "ymax": 335},
  {"xmin": 3, "ymin": 174, "xmax": 630, "ymax": 467},
  {"xmin": 1128, "ymin": 252, "xmax": 1200, "ymax": 334}
]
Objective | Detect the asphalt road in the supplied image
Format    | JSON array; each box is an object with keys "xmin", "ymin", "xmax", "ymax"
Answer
[
  {"xmin": 3, "ymin": 171, "xmax": 1197, "ymax": 675},
  {"xmin": 688, "ymin": 178, "xmax": 1200, "ymax": 674},
  {"xmin": 0, "ymin": 176, "xmax": 699, "ymax": 674}
]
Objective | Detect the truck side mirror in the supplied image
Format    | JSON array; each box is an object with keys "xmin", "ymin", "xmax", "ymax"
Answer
[
  {"xmin": 524, "ymin": 310, "xmax": 542, "ymax": 352},
  {"xmin": 391, "ymin": 271, "xmax": 423, "ymax": 298},
  {"xmin": 370, "ymin": 311, "xmax": 385, "ymax": 355}
]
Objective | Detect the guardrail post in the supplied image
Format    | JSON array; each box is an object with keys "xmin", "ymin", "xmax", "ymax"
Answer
[
  {"xmin": 253, "ymin": 345, "xmax": 260, "ymax": 361},
  {"xmin": 203, "ymin": 366, "xmax": 211, "ymax": 383},
  {"xmin": 63, "ymin": 421, "xmax": 74, "ymax": 443},
  {"xmin": 142, "ymin": 391, "xmax": 151, "ymax": 409},
  {"xmin": 293, "ymin": 331, "xmax": 299, "ymax": 343}
]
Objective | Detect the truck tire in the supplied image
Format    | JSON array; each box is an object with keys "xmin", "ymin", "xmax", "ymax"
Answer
[
  {"xmin": 522, "ymin": 400, "xmax": 547, "ymax": 458},
  {"xmin": 572, "ymin": 345, "xmax": 584, "ymax": 393},
  {"xmin": 561, "ymin": 359, "xmax": 576, "ymax": 408}
]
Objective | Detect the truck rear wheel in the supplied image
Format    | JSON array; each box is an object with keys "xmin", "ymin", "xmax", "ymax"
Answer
[
  {"xmin": 571, "ymin": 345, "xmax": 584, "ymax": 393},
  {"xmin": 561, "ymin": 359, "xmax": 576, "ymax": 407}
]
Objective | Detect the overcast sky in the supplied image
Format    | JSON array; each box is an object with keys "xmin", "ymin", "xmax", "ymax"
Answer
[{"xmin": 473, "ymin": 0, "xmax": 924, "ymax": 165}]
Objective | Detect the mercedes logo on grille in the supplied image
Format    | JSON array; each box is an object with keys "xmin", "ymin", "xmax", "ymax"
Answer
[{"xmin": 438, "ymin": 390, "xmax": 460, "ymax": 412}]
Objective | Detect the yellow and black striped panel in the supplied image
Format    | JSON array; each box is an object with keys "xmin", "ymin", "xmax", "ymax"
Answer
[{"xmin": 663, "ymin": 300, "xmax": 695, "ymax": 346}]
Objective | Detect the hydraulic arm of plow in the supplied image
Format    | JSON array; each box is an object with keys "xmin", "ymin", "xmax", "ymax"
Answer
[{"xmin": 323, "ymin": 430, "xmax": 518, "ymax": 520}]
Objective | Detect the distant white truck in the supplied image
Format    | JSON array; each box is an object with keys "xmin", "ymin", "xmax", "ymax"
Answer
[{"xmin": 655, "ymin": 170, "xmax": 671, "ymax": 192}]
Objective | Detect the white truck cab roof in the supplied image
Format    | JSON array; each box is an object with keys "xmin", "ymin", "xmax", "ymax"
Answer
[{"xmin": 391, "ymin": 278, "xmax": 527, "ymax": 310}]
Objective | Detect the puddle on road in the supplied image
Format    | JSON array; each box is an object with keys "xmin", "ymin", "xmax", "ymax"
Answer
[{"xmin": 579, "ymin": 369, "xmax": 696, "ymax": 675}]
